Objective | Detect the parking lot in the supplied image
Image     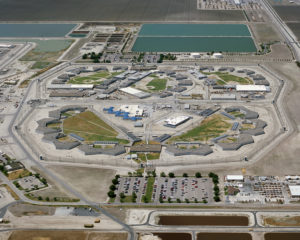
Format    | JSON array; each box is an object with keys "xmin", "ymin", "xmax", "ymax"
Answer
[
  {"xmin": 115, "ymin": 176, "xmax": 213, "ymax": 204},
  {"xmin": 153, "ymin": 177, "xmax": 213, "ymax": 203}
]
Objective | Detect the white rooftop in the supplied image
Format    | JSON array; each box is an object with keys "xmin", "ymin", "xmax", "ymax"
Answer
[
  {"xmin": 120, "ymin": 105, "xmax": 144, "ymax": 117},
  {"xmin": 236, "ymin": 85, "xmax": 270, "ymax": 92},
  {"xmin": 119, "ymin": 87, "xmax": 150, "ymax": 98},
  {"xmin": 165, "ymin": 116, "xmax": 190, "ymax": 126},
  {"xmin": 226, "ymin": 175, "xmax": 244, "ymax": 181},
  {"xmin": 289, "ymin": 185, "xmax": 300, "ymax": 196}
]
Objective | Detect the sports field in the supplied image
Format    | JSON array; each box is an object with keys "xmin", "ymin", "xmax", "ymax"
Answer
[
  {"xmin": 63, "ymin": 111, "xmax": 129, "ymax": 144},
  {"xmin": 168, "ymin": 114, "xmax": 231, "ymax": 143},
  {"xmin": 132, "ymin": 24, "xmax": 257, "ymax": 53}
]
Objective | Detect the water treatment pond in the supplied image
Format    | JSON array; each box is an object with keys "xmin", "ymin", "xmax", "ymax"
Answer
[
  {"xmin": 158, "ymin": 215, "xmax": 249, "ymax": 226},
  {"xmin": 197, "ymin": 233, "xmax": 252, "ymax": 240},
  {"xmin": 0, "ymin": 24, "xmax": 76, "ymax": 37},
  {"xmin": 152, "ymin": 233, "xmax": 191, "ymax": 240},
  {"xmin": 265, "ymin": 233, "xmax": 300, "ymax": 240}
]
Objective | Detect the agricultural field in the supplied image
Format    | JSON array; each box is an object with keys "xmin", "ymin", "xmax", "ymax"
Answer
[
  {"xmin": 68, "ymin": 71, "xmax": 118, "ymax": 84},
  {"xmin": 204, "ymin": 72, "xmax": 253, "ymax": 85},
  {"xmin": 0, "ymin": 0, "xmax": 245, "ymax": 22},
  {"xmin": 168, "ymin": 114, "xmax": 231, "ymax": 143},
  {"xmin": 272, "ymin": 6, "xmax": 300, "ymax": 22},
  {"xmin": 8, "ymin": 230, "xmax": 127, "ymax": 240},
  {"xmin": 63, "ymin": 111, "xmax": 129, "ymax": 144},
  {"xmin": 146, "ymin": 75, "xmax": 167, "ymax": 91},
  {"xmin": 287, "ymin": 23, "xmax": 300, "ymax": 40}
]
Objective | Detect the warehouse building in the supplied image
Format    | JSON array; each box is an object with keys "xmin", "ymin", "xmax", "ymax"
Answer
[
  {"xmin": 289, "ymin": 185, "xmax": 300, "ymax": 198},
  {"xmin": 47, "ymin": 84, "xmax": 94, "ymax": 90},
  {"xmin": 164, "ymin": 116, "xmax": 190, "ymax": 128},
  {"xmin": 119, "ymin": 87, "xmax": 150, "ymax": 99},
  {"xmin": 236, "ymin": 85, "xmax": 270, "ymax": 92}
]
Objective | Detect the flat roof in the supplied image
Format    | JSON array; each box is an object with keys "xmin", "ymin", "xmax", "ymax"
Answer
[
  {"xmin": 165, "ymin": 116, "xmax": 190, "ymax": 126},
  {"xmin": 289, "ymin": 185, "xmax": 300, "ymax": 196},
  {"xmin": 48, "ymin": 84, "xmax": 94, "ymax": 89},
  {"xmin": 226, "ymin": 175, "xmax": 244, "ymax": 181},
  {"xmin": 119, "ymin": 87, "xmax": 150, "ymax": 98},
  {"xmin": 236, "ymin": 85, "xmax": 270, "ymax": 92}
]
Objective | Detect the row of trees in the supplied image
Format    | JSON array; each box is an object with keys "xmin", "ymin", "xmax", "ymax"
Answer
[
  {"xmin": 107, "ymin": 174, "xmax": 120, "ymax": 199},
  {"xmin": 209, "ymin": 172, "xmax": 220, "ymax": 202},
  {"xmin": 159, "ymin": 172, "xmax": 202, "ymax": 178}
]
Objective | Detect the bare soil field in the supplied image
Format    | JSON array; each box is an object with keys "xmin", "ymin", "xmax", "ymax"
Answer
[
  {"xmin": 249, "ymin": 23, "xmax": 282, "ymax": 43},
  {"xmin": 264, "ymin": 216, "xmax": 300, "ymax": 226},
  {"xmin": 8, "ymin": 203, "xmax": 55, "ymax": 217},
  {"xmin": 272, "ymin": 6, "xmax": 300, "ymax": 22},
  {"xmin": 47, "ymin": 165, "xmax": 116, "ymax": 202},
  {"xmin": 7, "ymin": 230, "xmax": 127, "ymax": 240},
  {"xmin": 0, "ymin": 0, "xmax": 245, "ymax": 21}
]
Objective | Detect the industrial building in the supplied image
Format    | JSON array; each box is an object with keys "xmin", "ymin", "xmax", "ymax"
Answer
[
  {"xmin": 210, "ymin": 94, "xmax": 236, "ymax": 100},
  {"xmin": 236, "ymin": 85, "xmax": 270, "ymax": 92},
  {"xmin": 288, "ymin": 185, "xmax": 300, "ymax": 198},
  {"xmin": 164, "ymin": 116, "xmax": 190, "ymax": 128},
  {"xmin": 119, "ymin": 87, "xmax": 150, "ymax": 99}
]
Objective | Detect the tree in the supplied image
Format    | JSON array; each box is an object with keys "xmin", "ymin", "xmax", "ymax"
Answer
[
  {"xmin": 54, "ymin": 197, "xmax": 57, "ymax": 201},
  {"xmin": 160, "ymin": 172, "xmax": 166, "ymax": 177},
  {"xmin": 203, "ymin": 199, "xmax": 207, "ymax": 204},
  {"xmin": 110, "ymin": 185, "xmax": 116, "ymax": 191},
  {"xmin": 112, "ymin": 178, "xmax": 118, "ymax": 185},
  {"xmin": 46, "ymin": 197, "xmax": 50, "ymax": 201},
  {"xmin": 120, "ymin": 192, "xmax": 125, "ymax": 199},
  {"xmin": 82, "ymin": 54, "xmax": 88, "ymax": 59},
  {"xmin": 128, "ymin": 172, "xmax": 132, "ymax": 177},
  {"xmin": 107, "ymin": 191, "xmax": 116, "ymax": 198},
  {"xmin": 182, "ymin": 173, "xmax": 188, "ymax": 177},
  {"xmin": 168, "ymin": 197, "xmax": 172, "ymax": 203},
  {"xmin": 185, "ymin": 198, "xmax": 189, "ymax": 203},
  {"xmin": 132, "ymin": 192, "xmax": 137, "ymax": 202},
  {"xmin": 176, "ymin": 198, "xmax": 181, "ymax": 203},
  {"xmin": 214, "ymin": 196, "xmax": 221, "ymax": 202},
  {"xmin": 159, "ymin": 196, "xmax": 163, "ymax": 203},
  {"xmin": 143, "ymin": 196, "xmax": 149, "ymax": 203},
  {"xmin": 195, "ymin": 172, "xmax": 202, "ymax": 178},
  {"xmin": 115, "ymin": 174, "xmax": 120, "ymax": 179},
  {"xmin": 152, "ymin": 171, "xmax": 157, "ymax": 177},
  {"xmin": 168, "ymin": 172, "xmax": 175, "ymax": 178},
  {"xmin": 38, "ymin": 196, "xmax": 43, "ymax": 201},
  {"xmin": 194, "ymin": 198, "xmax": 198, "ymax": 203}
]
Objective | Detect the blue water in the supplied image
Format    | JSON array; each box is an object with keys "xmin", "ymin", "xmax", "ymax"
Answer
[
  {"xmin": 138, "ymin": 24, "xmax": 251, "ymax": 37},
  {"xmin": 0, "ymin": 24, "xmax": 76, "ymax": 37}
]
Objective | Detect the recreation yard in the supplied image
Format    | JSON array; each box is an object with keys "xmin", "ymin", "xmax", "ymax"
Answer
[{"xmin": 62, "ymin": 111, "xmax": 129, "ymax": 144}]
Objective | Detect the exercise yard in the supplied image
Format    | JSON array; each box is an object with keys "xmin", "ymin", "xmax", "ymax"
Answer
[
  {"xmin": 132, "ymin": 24, "xmax": 257, "ymax": 53},
  {"xmin": 168, "ymin": 114, "xmax": 231, "ymax": 143},
  {"xmin": 146, "ymin": 75, "xmax": 168, "ymax": 91},
  {"xmin": 204, "ymin": 72, "xmax": 254, "ymax": 85},
  {"xmin": 68, "ymin": 71, "xmax": 121, "ymax": 84},
  {"xmin": 63, "ymin": 111, "xmax": 129, "ymax": 144}
]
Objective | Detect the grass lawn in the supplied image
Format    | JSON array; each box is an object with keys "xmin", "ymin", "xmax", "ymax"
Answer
[
  {"xmin": 146, "ymin": 76, "xmax": 167, "ymax": 91},
  {"xmin": 31, "ymin": 61, "xmax": 52, "ymax": 69},
  {"xmin": 204, "ymin": 72, "xmax": 253, "ymax": 85},
  {"xmin": 229, "ymin": 111, "xmax": 245, "ymax": 118},
  {"xmin": 146, "ymin": 153, "xmax": 160, "ymax": 160},
  {"xmin": 46, "ymin": 122, "xmax": 61, "ymax": 129},
  {"xmin": 120, "ymin": 195, "xmax": 135, "ymax": 203},
  {"xmin": 143, "ymin": 177, "xmax": 154, "ymax": 203},
  {"xmin": 63, "ymin": 111, "xmax": 129, "ymax": 144},
  {"xmin": 168, "ymin": 114, "xmax": 231, "ymax": 142},
  {"xmin": 68, "ymin": 71, "xmax": 111, "ymax": 84}
]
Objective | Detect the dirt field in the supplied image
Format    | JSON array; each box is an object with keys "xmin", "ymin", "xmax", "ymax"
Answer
[
  {"xmin": 0, "ymin": 0, "xmax": 245, "ymax": 21},
  {"xmin": 8, "ymin": 203, "xmax": 55, "ymax": 217},
  {"xmin": 287, "ymin": 23, "xmax": 300, "ymax": 41},
  {"xmin": 264, "ymin": 216, "xmax": 300, "ymax": 226},
  {"xmin": 249, "ymin": 23, "xmax": 282, "ymax": 43},
  {"xmin": 7, "ymin": 230, "xmax": 127, "ymax": 240},
  {"xmin": 273, "ymin": 6, "xmax": 300, "ymax": 22},
  {"xmin": 47, "ymin": 165, "xmax": 116, "ymax": 202}
]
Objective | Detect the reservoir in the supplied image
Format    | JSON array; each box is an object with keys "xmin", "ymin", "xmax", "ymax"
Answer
[
  {"xmin": 138, "ymin": 24, "xmax": 251, "ymax": 37},
  {"xmin": 158, "ymin": 215, "xmax": 249, "ymax": 226},
  {"xmin": 132, "ymin": 24, "xmax": 256, "ymax": 53},
  {"xmin": 197, "ymin": 233, "xmax": 252, "ymax": 240},
  {"xmin": 265, "ymin": 233, "xmax": 300, "ymax": 240},
  {"xmin": 0, "ymin": 24, "xmax": 76, "ymax": 38}
]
